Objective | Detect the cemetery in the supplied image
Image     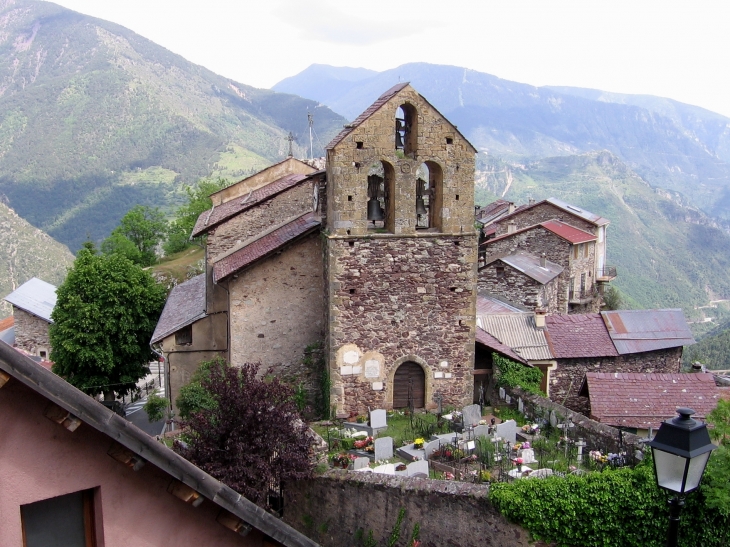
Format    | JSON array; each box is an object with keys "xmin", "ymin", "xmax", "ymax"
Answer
[{"xmin": 319, "ymin": 391, "xmax": 642, "ymax": 484}]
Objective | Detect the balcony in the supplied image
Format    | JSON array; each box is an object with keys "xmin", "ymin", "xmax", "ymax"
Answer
[
  {"xmin": 569, "ymin": 285, "xmax": 599, "ymax": 305},
  {"xmin": 596, "ymin": 266, "xmax": 617, "ymax": 282}
]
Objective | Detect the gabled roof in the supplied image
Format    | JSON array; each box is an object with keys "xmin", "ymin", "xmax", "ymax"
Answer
[
  {"xmin": 492, "ymin": 197, "xmax": 609, "ymax": 228},
  {"xmin": 150, "ymin": 274, "xmax": 207, "ymax": 345},
  {"xmin": 485, "ymin": 252, "xmax": 563, "ymax": 284},
  {"xmin": 477, "ymin": 293, "xmax": 527, "ymax": 314},
  {"xmin": 213, "ymin": 212, "xmax": 320, "ymax": 283},
  {"xmin": 4, "ymin": 277, "xmax": 57, "ymax": 323},
  {"xmin": 545, "ymin": 313, "xmax": 619, "ymax": 359},
  {"xmin": 0, "ymin": 342, "xmax": 319, "ymax": 547},
  {"xmin": 192, "ymin": 173, "xmax": 311, "ymax": 238},
  {"xmin": 483, "ymin": 220, "xmax": 596, "ymax": 246},
  {"xmin": 476, "ymin": 314, "xmax": 553, "ymax": 361},
  {"xmin": 475, "ymin": 327, "xmax": 528, "ymax": 365},
  {"xmin": 602, "ymin": 309, "xmax": 695, "ymax": 354},
  {"xmin": 326, "ymin": 83, "xmax": 476, "ymax": 152},
  {"xmin": 475, "ymin": 200, "xmax": 512, "ymax": 225},
  {"xmin": 580, "ymin": 372, "xmax": 720, "ymax": 430}
]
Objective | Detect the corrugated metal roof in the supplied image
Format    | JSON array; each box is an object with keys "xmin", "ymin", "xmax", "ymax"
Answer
[
  {"xmin": 475, "ymin": 327, "xmax": 528, "ymax": 364},
  {"xmin": 540, "ymin": 220, "xmax": 597, "ymax": 244},
  {"xmin": 581, "ymin": 372, "xmax": 719, "ymax": 430},
  {"xmin": 477, "ymin": 293, "xmax": 528, "ymax": 314},
  {"xmin": 4, "ymin": 278, "xmax": 57, "ymax": 323},
  {"xmin": 493, "ymin": 252, "xmax": 563, "ymax": 284},
  {"xmin": 601, "ymin": 309, "xmax": 695, "ymax": 354},
  {"xmin": 476, "ymin": 314, "xmax": 553, "ymax": 361},
  {"xmin": 546, "ymin": 198, "xmax": 610, "ymax": 226},
  {"xmin": 150, "ymin": 274, "xmax": 207, "ymax": 344}
]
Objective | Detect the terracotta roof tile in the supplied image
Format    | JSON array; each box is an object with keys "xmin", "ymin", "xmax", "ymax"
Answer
[
  {"xmin": 0, "ymin": 315, "xmax": 14, "ymax": 332},
  {"xmin": 212, "ymin": 212, "xmax": 320, "ymax": 282},
  {"xmin": 191, "ymin": 173, "xmax": 309, "ymax": 237},
  {"xmin": 545, "ymin": 313, "xmax": 618, "ymax": 358},
  {"xmin": 582, "ymin": 372, "xmax": 721, "ymax": 430},
  {"xmin": 482, "ymin": 219, "xmax": 596, "ymax": 247}
]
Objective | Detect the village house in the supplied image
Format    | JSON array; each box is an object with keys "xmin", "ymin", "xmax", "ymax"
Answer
[
  {"xmin": 0, "ymin": 342, "xmax": 317, "ymax": 547},
  {"xmin": 3, "ymin": 277, "xmax": 56, "ymax": 359}
]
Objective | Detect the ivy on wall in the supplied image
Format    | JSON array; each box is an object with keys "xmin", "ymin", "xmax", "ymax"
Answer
[{"xmin": 492, "ymin": 353, "xmax": 544, "ymax": 396}]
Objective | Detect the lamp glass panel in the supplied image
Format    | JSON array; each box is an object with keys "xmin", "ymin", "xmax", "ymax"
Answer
[
  {"xmin": 684, "ymin": 451, "xmax": 711, "ymax": 492},
  {"xmin": 653, "ymin": 449, "xmax": 688, "ymax": 493}
]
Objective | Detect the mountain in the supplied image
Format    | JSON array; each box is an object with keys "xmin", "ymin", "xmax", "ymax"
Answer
[
  {"xmin": 0, "ymin": 0, "xmax": 347, "ymax": 251},
  {"xmin": 273, "ymin": 63, "xmax": 730, "ymax": 222},
  {"xmin": 476, "ymin": 150, "xmax": 730, "ymax": 319},
  {"xmin": 0, "ymin": 199, "xmax": 74, "ymax": 315},
  {"xmin": 683, "ymin": 318, "xmax": 730, "ymax": 370}
]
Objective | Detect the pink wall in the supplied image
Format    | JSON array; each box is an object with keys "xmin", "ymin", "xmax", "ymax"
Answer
[{"xmin": 0, "ymin": 379, "xmax": 264, "ymax": 547}]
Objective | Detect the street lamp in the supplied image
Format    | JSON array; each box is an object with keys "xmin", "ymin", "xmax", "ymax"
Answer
[{"xmin": 648, "ymin": 408, "xmax": 717, "ymax": 547}]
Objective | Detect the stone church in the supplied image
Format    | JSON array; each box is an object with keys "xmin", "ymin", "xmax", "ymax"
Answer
[{"xmin": 152, "ymin": 83, "xmax": 479, "ymax": 416}]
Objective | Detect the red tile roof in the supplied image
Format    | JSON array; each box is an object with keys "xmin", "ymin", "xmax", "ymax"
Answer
[
  {"xmin": 582, "ymin": 372, "xmax": 721, "ymax": 430},
  {"xmin": 191, "ymin": 173, "xmax": 309, "ymax": 237},
  {"xmin": 540, "ymin": 220, "xmax": 597, "ymax": 244},
  {"xmin": 212, "ymin": 212, "xmax": 320, "ymax": 282},
  {"xmin": 475, "ymin": 327, "xmax": 528, "ymax": 364},
  {"xmin": 0, "ymin": 315, "xmax": 14, "ymax": 332},
  {"xmin": 545, "ymin": 313, "xmax": 618, "ymax": 358}
]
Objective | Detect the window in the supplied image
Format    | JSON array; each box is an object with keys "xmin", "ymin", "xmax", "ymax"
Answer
[
  {"xmin": 395, "ymin": 104, "xmax": 418, "ymax": 155},
  {"xmin": 584, "ymin": 243, "xmax": 590, "ymax": 258},
  {"xmin": 22, "ymin": 490, "xmax": 97, "ymax": 547},
  {"xmin": 416, "ymin": 161, "xmax": 443, "ymax": 231},
  {"xmin": 495, "ymin": 265, "xmax": 505, "ymax": 278},
  {"xmin": 175, "ymin": 324, "xmax": 192, "ymax": 345},
  {"xmin": 573, "ymin": 244, "xmax": 580, "ymax": 259},
  {"xmin": 366, "ymin": 161, "xmax": 395, "ymax": 232},
  {"xmin": 38, "ymin": 349, "xmax": 47, "ymax": 359}
]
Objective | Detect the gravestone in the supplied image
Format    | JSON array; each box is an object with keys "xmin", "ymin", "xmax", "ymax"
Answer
[
  {"xmin": 495, "ymin": 419, "xmax": 517, "ymax": 443},
  {"xmin": 505, "ymin": 394, "xmax": 511, "ymax": 404},
  {"xmin": 530, "ymin": 468, "xmax": 553, "ymax": 478},
  {"xmin": 520, "ymin": 448, "xmax": 537, "ymax": 464},
  {"xmin": 423, "ymin": 439, "xmax": 441, "ymax": 460},
  {"xmin": 518, "ymin": 398, "xmax": 524, "ymax": 413},
  {"xmin": 370, "ymin": 409, "xmax": 387, "ymax": 430},
  {"xmin": 407, "ymin": 460, "xmax": 430, "ymax": 477},
  {"xmin": 473, "ymin": 425, "xmax": 491, "ymax": 439},
  {"xmin": 499, "ymin": 387, "xmax": 505, "ymax": 400},
  {"xmin": 462, "ymin": 404, "xmax": 482, "ymax": 428},
  {"xmin": 549, "ymin": 410, "xmax": 558, "ymax": 427},
  {"xmin": 372, "ymin": 463, "xmax": 395, "ymax": 475},
  {"xmin": 374, "ymin": 437, "xmax": 394, "ymax": 461},
  {"xmin": 353, "ymin": 457, "xmax": 370, "ymax": 470}
]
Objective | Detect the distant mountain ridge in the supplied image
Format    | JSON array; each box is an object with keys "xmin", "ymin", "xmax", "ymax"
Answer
[
  {"xmin": 0, "ymin": 0, "xmax": 347, "ymax": 250},
  {"xmin": 274, "ymin": 63, "xmax": 730, "ymax": 222}
]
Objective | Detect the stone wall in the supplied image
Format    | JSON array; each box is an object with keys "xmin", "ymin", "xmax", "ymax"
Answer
[
  {"xmin": 502, "ymin": 386, "xmax": 642, "ymax": 454},
  {"xmin": 326, "ymin": 234, "xmax": 477, "ymax": 414},
  {"xmin": 283, "ymin": 471, "xmax": 533, "ymax": 547},
  {"xmin": 226, "ymin": 233, "xmax": 325, "ymax": 388},
  {"xmin": 477, "ymin": 263, "xmax": 560, "ymax": 313},
  {"xmin": 495, "ymin": 202, "xmax": 597, "ymax": 237},
  {"xmin": 207, "ymin": 180, "xmax": 315, "ymax": 260},
  {"xmin": 550, "ymin": 347, "xmax": 683, "ymax": 414},
  {"xmin": 567, "ymin": 241, "xmax": 601, "ymax": 313},
  {"xmin": 13, "ymin": 307, "xmax": 50, "ymax": 356}
]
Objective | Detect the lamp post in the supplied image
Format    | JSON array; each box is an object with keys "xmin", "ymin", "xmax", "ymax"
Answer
[{"xmin": 648, "ymin": 408, "xmax": 717, "ymax": 547}]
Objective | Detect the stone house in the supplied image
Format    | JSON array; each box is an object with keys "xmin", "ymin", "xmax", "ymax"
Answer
[
  {"xmin": 3, "ymin": 277, "xmax": 56, "ymax": 359},
  {"xmin": 156, "ymin": 83, "xmax": 479, "ymax": 416},
  {"xmin": 0, "ymin": 342, "xmax": 316, "ymax": 547},
  {"xmin": 480, "ymin": 220, "xmax": 600, "ymax": 313}
]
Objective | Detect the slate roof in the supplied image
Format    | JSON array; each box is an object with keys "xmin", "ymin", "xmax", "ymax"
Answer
[
  {"xmin": 580, "ymin": 372, "xmax": 720, "ymax": 430},
  {"xmin": 483, "ymin": 220, "xmax": 596, "ymax": 246},
  {"xmin": 494, "ymin": 198, "xmax": 609, "ymax": 227},
  {"xmin": 545, "ymin": 313, "xmax": 619, "ymax": 359},
  {"xmin": 475, "ymin": 327, "xmax": 528, "ymax": 364},
  {"xmin": 150, "ymin": 274, "xmax": 207, "ymax": 345},
  {"xmin": 0, "ymin": 342, "xmax": 319, "ymax": 547},
  {"xmin": 476, "ymin": 314, "xmax": 553, "ymax": 361},
  {"xmin": 602, "ymin": 309, "xmax": 695, "ymax": 354},
  {"xmin": 476, "ymin": 293, "xmax": 527, "ymax": 314},
  {"xmin": 191, "ymin": 173, "xmax": 310, "ymax": 238},
  {"xmin": 476, "ymin": 200, "xmax": 512, "ymax": 225},
  {"xmin": 4, "ymin": 277, "xmax": 57, "ymax": 323},
  {"xmin": 487, "ymin": 252, "xmax": 563, "ymax": 284},
  {"xmin": 212, "ymin": 212, "xmax": 320, "ymax": 283}
]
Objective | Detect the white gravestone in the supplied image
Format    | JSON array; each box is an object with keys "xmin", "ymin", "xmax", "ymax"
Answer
[
  {"xmin": 518, "ymin": 398, "xmax": 524, "ymax": 413},
  {"xmin": 473, "ymin": 425, "xmax": 491, "ymax": 439},
  {"xmin": 520, "ymin": 448, "xmax": 537, "ymax": 464},
  {"xmin": 407, "ymin": 460, "xmax": 430, "ymax": 477},
  {"xmin": 549, "ymin": 410, "xmax": 558, "ymax": 427},
  {"xmin": 370, "ymin": 409, "xmax": 387, "ymax": 429},
  {"xmin": 462, "ymin": 404, "xmax": 482, "ymax": 428},
  {"xmin": 353, "ymin": 457, "xmax": 370, "ymax": 470},
  {"xmin": 505, "ymin": 394, "xmax": 511, "ymax": 404},
  {"xmin": 499, "ymin": 387, "xmax": 505, "ymax": 400},
  {"xmin": 374, "ymin": 437, "xmax": 394, "ymax": 461},
  {"xmin": 495, "ymin": 419, "xmax": 517, "ymax": 444},
  {"xmin": 423, "ymin": 439, "xmax": 441, "ymax": 460}
]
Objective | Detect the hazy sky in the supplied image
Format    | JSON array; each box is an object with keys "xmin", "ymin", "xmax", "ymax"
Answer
[{"xmin": 52, "ymin": 0, "xmax": 730, "ymax": 117}]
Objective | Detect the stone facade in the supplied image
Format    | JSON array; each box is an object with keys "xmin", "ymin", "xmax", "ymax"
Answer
[
  {"xmin": 13, "ymin": 307, "xmax": 50, "ymax": 357},
  {"xmin": 550, "ymin": 347, "xmax": 683, "ymax": 414},
  {"xmin": 477, "ymin": 263, "xmax": 560, "ymax": 313},
  {"xmin": 495, "ymin": 202, "xmax": 596, "ymax": 237},
  {"xmin": 225, "ymin": 233, "xmax": 325, "ymax": 385},
  {"xmin": 207, "ymin": 180, "xmax": 316, "ymax": 260},
  {"xmin": 325, "ymin": 84, "xmax": 478, "ymax": 414}
]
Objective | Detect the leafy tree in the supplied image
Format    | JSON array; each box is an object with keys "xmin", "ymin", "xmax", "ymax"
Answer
[
  {"xmin": 602, "ymin": 285, "xmax": 624, "ymax": 310},
  {"xmin": 707, "ymin": 399, "xmax": 730, "ymax": 445},
  {"xmin": 102, "ymin": 205, "xmax": 167, "ymax": 266},
  {"xmin": 492, "ymin": 353, "xmax": 544, "ymax": 395},
  {"xmin": 177, "ymin": 361, "xmax": 314, "ymax": 509},
  {"xmin": 143, "ymin": 393, "xmax": 170, "ymax": 423},
  {"xmin": 50, "ymin": 243, "xmax": 167, "ymax": 400},
  {"xmin": 164, "ymin": 177, "xmax": 229, "ymax": 254},
  {"xmin": 175, "ymin": 357, "xmax": 222, "ymax": 419}
]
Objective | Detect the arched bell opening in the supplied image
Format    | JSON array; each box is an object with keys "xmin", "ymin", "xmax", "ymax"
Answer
[
  {"xmin": 366, "ymin": 160, "xmax": 395, "ymax": 232},
  {"xmin": 395, "ymin": 104, "xmax": 418, "ymax": 157},
  {"xmin": 416, "ymin": 161, "xmax": 443, "ymax": 231}
]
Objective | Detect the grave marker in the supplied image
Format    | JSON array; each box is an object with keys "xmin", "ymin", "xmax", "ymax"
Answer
[
  {"xmin": 353, "ymin": 457, "xmax": 370, "ymax": 470},
  {"xmin": 407, "ymin": 460, "xmax": 430, "ymax": 477},
  {"xmin": 473, "ymin": 425, "xmax": 490, "ymax": 439},
  {"xmin": 370, "ymin": 409, "xmax": 387, "ymax": 430},
  {"xmin": 499, "ymin": 387, "xmax": 505, "ymax": 400},
  {"xmin": 423, "ymin": 439, "xmax": 440, "ymax": 460},
  {"xmin": 462, "ymin": 404, "xmax": 481, "ymax": 428},
  {"xmin": 521, "ymin": 448, "xmax": 537, "ymax": 464},
  {"xmin": 374, "ymin": 437, "xmax": 394, "ymax": 461},
  {"xmin": 495, "ymin": 419, "xmax": 517, "ymax": 443},
  {"xmin": 518, "ymin": 398, "xmax": 524, "ymax": 413}
]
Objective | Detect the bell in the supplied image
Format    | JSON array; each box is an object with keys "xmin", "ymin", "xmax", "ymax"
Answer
[
  {"xmin": 367, "ymin": 198, "xmax": 385, "ymax": 221},
  {"xmin": 395, "ymin": 130, "xmax": 404, "ymax": 149},
  {"xmin": 416, "ymin": 196, "xmax": 428, "ymax": 216}
]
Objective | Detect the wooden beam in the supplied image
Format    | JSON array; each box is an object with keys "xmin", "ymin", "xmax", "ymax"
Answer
[
  {"xmin": 107, "ymin": 442, "xmax": 145, "ymax": 470},
  {"xmin": 43, "ymin": 402, "xmax": 83, "ymax": 431},
  {"xmin": 216, "ymin": 510, "xmax": 252, "ymax": 536},
  {"xmin": 0, "ymin": 370, "xmax": 10, "ymax": 388},
  {"xmin": 167, "ymin": 479, "xmax": 203, "ymax": 507}
]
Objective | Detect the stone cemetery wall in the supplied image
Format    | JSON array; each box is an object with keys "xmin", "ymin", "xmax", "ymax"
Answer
[
  {"xmin": 284, "ymin": 471, "xmax": 533, "ymax": 547},
  {"xmin": 502, "ymin": 386, "xmax": 641, "ymax": 454}
]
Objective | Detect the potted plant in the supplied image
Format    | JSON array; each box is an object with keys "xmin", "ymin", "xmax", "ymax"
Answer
[{"xmin": 413, "ymin": 437, "xmax": 425, "ymax": 449}]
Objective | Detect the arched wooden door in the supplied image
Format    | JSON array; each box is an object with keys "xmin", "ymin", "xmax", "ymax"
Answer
[{"xmin": 393, "ymin": 362, "xmax": 425, "ymax": 409}]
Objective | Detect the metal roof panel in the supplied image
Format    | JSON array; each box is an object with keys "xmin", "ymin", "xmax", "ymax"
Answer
[
  {"xmin": 4, "ymin": 278, "xmax": 57, "ymax": 323},
  {"xmin": 602, "ymin": 309, "xmax": 695, "ymax": 354},
  {"xmin": 476, "ymin": 313, "xmax": 553, "ymax": 360}
]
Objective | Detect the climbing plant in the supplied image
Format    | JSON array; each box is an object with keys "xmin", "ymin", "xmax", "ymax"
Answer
[{"xmin": 492, "ymin": 353, "xmax": 544, "ymax": 395}]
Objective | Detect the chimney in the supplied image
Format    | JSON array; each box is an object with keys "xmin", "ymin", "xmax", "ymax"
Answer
[
  {"xmin": 507, "ymin": 220, "xmax": 517, "ymax": 234},
  {"xmin": 508, "ymin": 202, "xmax": 516, "ymax": 214},
  {"xmin": 528, "ymin": 197, "xmax": 535, "ymax": 206},
  {"xmin": 691, "ymin": 361, "xmax": 705, "ymax": 373},
  {"xmin": 534, "ymin": 308, "xmax": 547, "ymax": 328},
  {"xmin": 540, "ymin": 252, "xmax": 547, "ymax": 268}
]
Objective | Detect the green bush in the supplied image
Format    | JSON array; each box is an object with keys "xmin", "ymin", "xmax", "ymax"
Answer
[
  {"xmin": 143, "ymin": 393, "xmax": 169, "ymax": 422},
  {"xmin": 492, "ymin": 353, "xmax": 544, "ymax": 395}
]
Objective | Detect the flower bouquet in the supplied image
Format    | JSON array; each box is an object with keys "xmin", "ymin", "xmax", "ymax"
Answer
[
  {"xmin": 413, "ymin": 437, "xmax": 425, "ymax": 449},
  {"xmin": 353, "ymin": 436, "xmax": 373, "ymax": 450}
]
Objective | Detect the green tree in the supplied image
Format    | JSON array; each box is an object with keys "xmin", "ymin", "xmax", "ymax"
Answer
[
  {"xmin": 143, "ymin": 393, "xmax": 170, "ymax": 423},
  {"xmin": 164, "ymin": 177, "xmax": 229, "ymax": 254},
  {"xmin": 602, "ymin": 285, "xmax": 624, "ymax": 310},
  {"xmin": 50, "ymin": 243, "xmax": 167, "ymax": 400},
  {"xmin": 102, "ymin": 205, "xmax": 167, "ymax": 266}
]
